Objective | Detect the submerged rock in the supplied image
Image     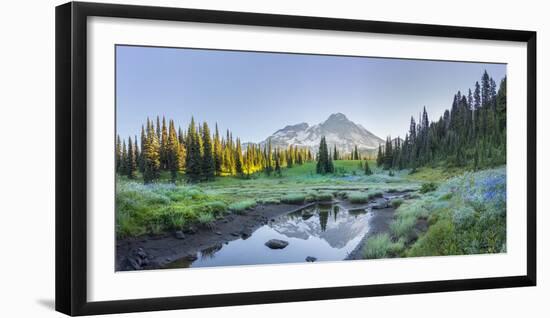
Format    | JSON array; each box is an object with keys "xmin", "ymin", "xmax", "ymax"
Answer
[
  {"xmin": 174, "ymin": 231, "xmax": 185, "ymax": 239},
  {"xmin": 371, "ymin": 198, "xmax": 389, "ymax": 209},
  {"xmin": 305, "ymin": 256, "xmax": 317, "ymax": 262},
  {"xmin": 265, "ymin": 239, "xmax": 289, "ymax": 249}
]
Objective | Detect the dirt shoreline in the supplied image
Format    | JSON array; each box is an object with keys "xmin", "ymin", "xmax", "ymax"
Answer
[
  {"xmin": 116, "ymin": 202, "xmax": 315, "ymax": 271},
  {"xmin": 117, "ymin": 190, "xmax": 414, "ymax": 270},
  {"xmin": 345, "ymin": 207, "xmax": 396, "ymax": 260},
  {"xmin": 345, "ymin": 190, "xmax": 418, "ymax": 260}
]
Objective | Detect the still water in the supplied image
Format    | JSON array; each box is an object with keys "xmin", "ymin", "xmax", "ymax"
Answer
[{"xmin": 166, "ymin": 204, "xmax": 372, "ymax": 268}]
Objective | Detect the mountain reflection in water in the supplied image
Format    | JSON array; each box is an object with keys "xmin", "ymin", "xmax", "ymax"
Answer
[{"xmin": 167, "ymin": 203, "xmax": 371, "ymax": 268}]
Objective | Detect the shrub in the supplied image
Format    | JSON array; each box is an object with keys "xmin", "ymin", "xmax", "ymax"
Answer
[
  {"xmin": 313, "ymin": 192, "xmax": 333, "ymax": 202},
  {"xmin": 391, "ymin": 198, "xmax": 404, "ymax": 208},
  {"xmin": 203, "ymin": 201, "xmax": 228, "ymax": 215},
  {"xmin": 228, "ymin": 200, "xmax": 257, "ymax": 213},
  {"xmin": 348, "ymin": 192, "xmax": 369, "ymax": 204},
  {"xmin": 389, "ymin": 215, "xmax": 416, "ymax": 239},
  {"xmin": 367, "ymin": 191, "xmax": 384, "ymax": 200},
  {"xmin": 363, "ymin": 234, "xmax": 404, "ymax": 259},
  {"xmin": 196, "ymin": 212, "xmax": 215, "ymax": 225},
  {"xmin": 407, "ymin": 218, "xmax": 460, "ymax": 257},
  {"xmin": 281, "ymin": 193, "xmax": 306, "ymax": 204},
  {"xmin": 420, "ymin": 182, "xmax": 438, "ymax": 193}
]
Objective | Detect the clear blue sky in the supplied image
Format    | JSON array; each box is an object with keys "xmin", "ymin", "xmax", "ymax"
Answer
[{"xmin": 116, "ymin": 45, "xmax": 506, "ymax": 143}]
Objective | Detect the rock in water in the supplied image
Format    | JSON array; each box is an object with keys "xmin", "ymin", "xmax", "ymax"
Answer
[
  {"xmin": 174, "ymin": 231, "xmax": 185, "ymax": 239},
  {"xmin": 371, "ymin": 198, "xmax": 389, "ymax": 209},
  {"xmin": 265, "ymin": 239, "xmax": 289, "ymax": 249},
  {"xmin": 305, "ymin": 256, "xmax": 317, "ymax": 262}
]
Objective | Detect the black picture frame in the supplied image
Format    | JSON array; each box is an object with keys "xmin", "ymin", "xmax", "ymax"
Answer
[{"xmin": 55, "ymin": 1, "xmax": 537, "ymax": 316}]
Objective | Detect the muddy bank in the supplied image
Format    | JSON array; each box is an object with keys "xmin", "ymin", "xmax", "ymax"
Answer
[
  {"xmin": 345, "ymin": 207, "xmax": 396, "ymax": 260},
  {"xmin": 116, "ymin": 202, "xmax": 315, "ymax": 271},
  {"xmin": 345, "ymin": 190, "xmax": 416, "ymax": 260}
]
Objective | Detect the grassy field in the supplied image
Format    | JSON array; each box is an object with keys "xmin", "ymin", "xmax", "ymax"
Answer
[
  {"xmin": 116, "ymin": 160, "xmax": 422, "ymax": 238},
  {"xmin": 116, "ymin": 159, "xmax": 506, "ymax": 260}
]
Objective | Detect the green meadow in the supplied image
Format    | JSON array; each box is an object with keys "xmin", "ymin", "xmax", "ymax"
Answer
[{"xmin": 116, "ymin": 158, "xmax": 506, "ymax": 259}]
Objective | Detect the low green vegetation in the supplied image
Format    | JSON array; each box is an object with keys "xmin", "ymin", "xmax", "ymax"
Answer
[
  {"xmin": 363, "ymin": 234, "xmax": 405, "ymax": 259},
  {"xmin": 419, "ymin": 182, "xmax": 438, "ymax": 193},
  {"xmin": 280, "ymin": 193, "xmax": 306, "ymax": 204},
  {"xmin": 363, "ymin": 167, "xmax": 507, "ymax": 259},
  {"xmin": 228, "ymin": 200, "xmax": 257, "ymax": 213},
  {"xmin": 116, "ymin": 160, "xmax": 422, "ymax": 238}
]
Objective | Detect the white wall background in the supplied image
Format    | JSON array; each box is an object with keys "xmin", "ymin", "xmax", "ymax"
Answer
[{"xmin": 0, "ymin": 0, "xmax": 547, "ymax": 316}]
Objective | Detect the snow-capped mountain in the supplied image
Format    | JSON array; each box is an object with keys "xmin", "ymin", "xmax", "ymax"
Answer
[{"xmin": 257, "ymin": 113, "xmax": 384, "ymax": 153}]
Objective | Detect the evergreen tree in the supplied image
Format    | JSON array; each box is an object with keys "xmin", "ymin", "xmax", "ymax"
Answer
[
  {"xmin": 160, "ymin": 116, "xmax": 168, "ymax": 170},
  {"xmin": 316, "ymin": 136, "xmax": 334, "ymax": 174},
  {"xmin": 155, "ymin": 116, "xmax": 161, "ymax": 144},
  {"xmin": 201, "ymin": 122, "xmax": 215, "ymax": 181},
  {"xmin": 115, "ymin": 135, "xmax": 122, "ymax": 173},
  {"xmin": 383, "ymin": 136, "xmax": 393, "ymax": 170},
  {"xmin": 133, "ymin": 136, "xmax": 140, "ymax": 176},
  {"xmin": 234, "ymin": 138, "xmax": 244, "ymax": 176},
  {"xmin": 185, "ymin": 117, "xmax": 202, "ymax": 182},
  {"xmin": 364, "ymin": 160, "xmax": 372, "ymax": 175},
  {"xmin": 167, "ymin": 120, "xmax": 181, "ymax": 183},
  {"xmin": 353, "ymin": 145, "xmax": 359, "ymax": 160},
  {"xmin": 142, "ymin": 118, "xmax": 161, "ymax": 183},
  {"xmin": 286, "ymin": 145, "xmax": 294, "ymax": 168},
  {"xmin": 213, "ymin": 123, "xmax": 222, "ymax": 176},
  {"xmin": 127, "ymin": 136, "xmax": 137, "ymax": 179},
  {"xmin": 121, "ymin": 139, "xmax": 128, "ymax": 176},
  {"xmin": 264, "ymin": 139, "xmax": 273, "ymax": 176},
  {"xmin": 274, "ymin": 149, "xmax": 282, "ymax": 177},
  {"xmin": 139, "ymin": 125, "xmax": 146, "ymax": 173},
  {"xmin": 376, "ymin": 144, "xmax": 384, "ymax": 167},
  {"xmin": 473, "ymin": 81, "xmax": 481, "ymax": 110},
  {"xmin": 496, "ymin": 77, "xmax": 507, "ymax": 131}
]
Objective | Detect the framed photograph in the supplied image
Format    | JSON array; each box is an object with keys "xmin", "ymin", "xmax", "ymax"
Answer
[{"xmin": 55, "ymin": 1, "xmax": 536, "ymax": 316}]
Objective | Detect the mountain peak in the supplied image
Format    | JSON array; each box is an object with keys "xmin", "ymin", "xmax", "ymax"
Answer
[
  {"xmin": 326, "ymin": 112, "xmax": 349, "ymax": 122},
  {"xmin": 260, "ymin": 113, "xmax": 383, "ymax": 153}
]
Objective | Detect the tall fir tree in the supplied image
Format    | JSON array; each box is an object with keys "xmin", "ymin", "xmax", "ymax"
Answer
[
  {"xmin": 166, "ymin": 120, "xmax": 181, "ymax": 182},
  {"xmin": 234, "ymin": 138, "xmax": 244, "ymax": 176},
  {"xmin": 127, "ymin": 136, "xmax": 137, "ymax": 179},
  {"xmin": 142, "ymin": 118, "xmax": 161, "ymax": 183},
  {"xmin": 316, "ymin": 136, "xmax": 334, "ymax": 174},
  {"xmin": 213, "ymin": 123, "xmax": 222, "ymax": 176},
  {"xmin": 121, "ymin": 139, "xmax": 128, "ymax": 176},
  {"xmin": 274, "ymin": 148, "xmax": 282, "ymax": 177},
  {"xmin": 364, "ymin": 159, "xmax": 372, "ymax": 175},
  {"xmin": 139, "ymin": 125, "xmax": 146, "ymax": 173},
  {"xmin": 201, "ymin": 122, "xmax": 215, "ymax": 181},
  {"xmin": 160, "ymin": 116, "xmax": 168, "ymax": 170},
  {"xmin": 133, "ymin": 136, "xmax": 140, "ymax": 176},
  {"xmin": 185, "ymin": 117, "xmax": 202, "ymax": 183}
]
